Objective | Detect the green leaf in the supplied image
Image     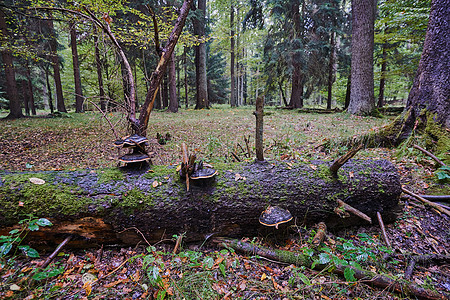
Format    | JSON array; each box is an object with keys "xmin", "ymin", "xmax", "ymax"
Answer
[
  {"xmin": 19, "ymin": 245, "xmax": 40, "ymax": 258},
  {"xmin": 343, "ymin": 267, "xmax": 356, "ymax": 282},
  {"xmin": 0, "ymin": 243, "xmax": 13, "ymax": 256},
  {"xmin": 317, "ymin": 253, "xmax": 331, "ymax": 264},
  {"xmin": 28, "ymin": 224, "xmax": 39, "ymax": 231},
  {"xmin": 219, "ymin": 262, "xmax": 226, "ymax": 277},
  {"xmin": 202, "ymin": 256, "xmax": 214, "ymax": 269},
  {"xmin": 36, "ymin": 218, "xmax": 52, "ymax": 227},
  {"xmin": 8, "ymin": 229, "xmax": 20, "ymax": 235},
  {"xmin": 297, "ymin": 272, "xmax": 311, "ymax": 285}
]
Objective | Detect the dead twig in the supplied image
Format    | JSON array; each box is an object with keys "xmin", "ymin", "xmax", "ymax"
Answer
[
  {"xmin": 40, "ymin": 235, "xmax": 72, "ymax": 270},
  {"xmin": 329, "ymin": 144, "xmax": 363, "ymax": 176},
  {"xmin": 402, "ymin": 187, "xmax": 450, "ymax": 217},
  {"xmin": 376, "ymin": 212, "xmax": 391, "ymax": 248},
  {"xmin": 335, "ymin": 199, "xmax": 372, "ymax": 223},
  {"xmin": 413, "ymin": 144, "xmax": 447, "ymax": 167}
]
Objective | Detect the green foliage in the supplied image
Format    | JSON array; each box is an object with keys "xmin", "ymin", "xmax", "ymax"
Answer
[
  {"xmin": 435, "ymin": 166, "xmax": 450, "ymax": 183},
  {"xmin": 0, "ymin": 215, "xmax": 52, "ymax": 261}
]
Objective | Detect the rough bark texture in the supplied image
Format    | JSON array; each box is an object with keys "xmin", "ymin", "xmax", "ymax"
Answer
[
  {"xmin": 70, "ymin": 23, "xmax": 84, "ymax": 113},
  {"xmin": 348, "ymin": 0, "xmax": 375, "ymax": 115},
  {"xmin": 0, "ymin": 8, "xmax": 23, "ymax": 119},
  {"xmin": 0, "ymin": 159, "xmax": 401, "ymax": 247},
  {"xmin": 377, "ymin": 43, "xmax": 387, "ymax": 108},
  {"xmin": 193, "ymin": 0, "xmax": 208, "ymax": 109},
  {"xmin": 405, "ymin": 0, "xmax": 450, "ymax": 129}
]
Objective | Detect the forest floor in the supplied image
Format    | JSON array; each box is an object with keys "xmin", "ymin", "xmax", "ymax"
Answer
[{"xmin": 0, "ymin": 106, "xmax": 449, "ymax": 299}]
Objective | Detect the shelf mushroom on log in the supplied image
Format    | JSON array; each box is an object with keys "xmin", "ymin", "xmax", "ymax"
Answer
[
  {"xmin": 114, "ymin": 134, "xmax": 151, "ymax": 166},
  {"xmin": 0, "ymin": 159, "xmax": 401, "ymax": 248}
]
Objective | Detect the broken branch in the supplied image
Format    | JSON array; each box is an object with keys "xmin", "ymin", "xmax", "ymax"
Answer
[
  {"xmin": 376, "ymin": 212, "xmax": 391, "ymax": 248},
  {"xmin": 335, "ymin": 199, "xmax": 372, "ymax": 223},
  {"xmin": 402, "ymin": 187, "xmax": 450, "ymax": 217},
  {"xmin": 329, "ymin": 144, "xmax": 363, "ymax": 176},
  {"xmin": 413, "ymin": 144, "xmax": 447, "ymax": 167}
]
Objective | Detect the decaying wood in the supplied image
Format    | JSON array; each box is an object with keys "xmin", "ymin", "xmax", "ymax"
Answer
[
  {"xmin": 213, "ymin": 237, "xmax": 445, "ymax": 300},
  {"xmin": 0, "ymin": 159, "xmax": 401, "ymax": 247},
  {"xmin": 402, "ymin": 187, "xmax": 450, "ymax": 217},
  {"xmin": 376, "ymin": 212, "xmax": 391, "ymax": 248},
  {"xmin": 329, "ymin": 144, "xmax": 363, "ymax": 176},
  {"xmin": 254, "ymin": 97, "xmax": 264, "ymax": 161},
  {"xmin": 311, "ymin": 222, "xmax": 327, "ymax": 247},
  {"xmin": 405, "ymin": 254, "xmax": 450, "ymax": 281},
  {"xmin": 335, "ymin": 199, "xmax": 372, "ymax": 224},
  {"xmin": 413, "ymin": 144, "xmax": 447, "ymax": 167}
]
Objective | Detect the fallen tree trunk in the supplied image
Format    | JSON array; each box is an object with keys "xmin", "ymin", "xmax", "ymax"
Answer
[{"xmin": 0, "ymin": 159, "xmax": 401, "ymax": 247}]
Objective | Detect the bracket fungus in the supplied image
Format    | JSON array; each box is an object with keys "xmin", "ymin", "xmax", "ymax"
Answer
[
  {"xmin": 114, "ymin": 134, "xmax": 151, "ymax": 166},
  {"xmin": 259, "ymin": 205, "xmax": 293, "ymax": 229}
]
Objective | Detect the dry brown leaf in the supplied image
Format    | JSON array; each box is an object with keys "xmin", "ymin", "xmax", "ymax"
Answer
[
  {"xmin": 152, "ymin": 180, "xmax": 159, "ymax": 188},
  {"xmin": 310, "ymin": 164, "xmax": 317, "ymax": 170}
]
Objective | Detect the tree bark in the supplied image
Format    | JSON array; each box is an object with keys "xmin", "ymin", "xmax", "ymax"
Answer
[
  {"xmin": 168, "ymin": 52, "xmax": 178, "ymax": 112},
  {"xmin": 70, "ymin": 22, "xmax": 84, "ymax": 113},
  {"xmin": 137, "ymin": 0, "xmax": 194, "ymax": 135},
  {"xmin": 0, "ymin": 159, "xmax": 401, "ymax": 246},
  {"xmin": 348, "ymin": 0, "xmax": 375, "ymax": 115},
  {"xmin": 404, "ymin": 0, "xmax": 450, "ymax": 129},
  {"xmin": 230, "ymin": 3, "xmax": 236, "ymax": 107},
  {"xmin": 0, "ymin": 8, "xmax": 23, "ymax": 119},
  {"xmin": 289, "ymin": 2, "xmax": 304, "ymax": 109},
  {"xmin": 47, "ymin": 15, "xmax": 67, "ymax": 113},
  {"xmin": 25, "ymin": 64, "xmax": 36, "ymax": 115},
  {"xmin": 377, "ymin": 43, "xmax": 387, "ymax": 108},
  {"xmin": 327, "ymin": 32, "xmax": 336, "ymax": 110},
  {"xmin": 193, "ymin": 0, "xmax": 208, "ymax": 109},
  {"xmin": 94, "ymin": 28, "xmax": 106, "ymax": 111},
  {"xmin": 45, "ymin": 66, "xmax": 55, "ymax": 113}
]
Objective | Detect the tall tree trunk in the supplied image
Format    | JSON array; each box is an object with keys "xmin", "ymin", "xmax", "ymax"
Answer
[
  {"xmin": 344, "ymin": 73, "xmax": 351, "ymax": 110},
  {"xmin": 47, "ymin": 15, "xmax": 67, "ymax": 113},
  {"xmin": 230, "ymin": 3, "xmax": 236, "ymax": 107},
  {"xmin": 94, "ymin": 29, "xmax": 106, "ymax": 111},
  {"xmin": 168, "ymin": 52, "xmax": 178, "ymax": 112},
  {"xmin": 162, "ymin": 75, "xmax": 169, "ymax": 108},
  {"xmin": 26, "ymin": 64, "xmax": 36, "ymax": 115},
  {"xmin": 327, "ymin": 32, "xmax": 336, "ymax": 110},
  {"xmin": 0, "ymin": 8, "xmax": 23, "ymax": 119},
  {"xmin": 45, "ymin": 66, "xmax": 54, "ymax": 113},
  {"xmin": 70, "ymin": 22, "xmax": 84, "ymax": 113},
  {"xmin": 184, "ymin": 46, "xmax": 189, "ymax": 108},
  {"xmin": 377, "ymin": 43, "xmax": 387, "ymax": 108},
  {"xmin": 348, "ymin": 0, "xmax": 376, "ymax": 115},
  {"xmin": 193, "ymin": 0, "xmax": 208, "ymax": 109},
  {"xmin": 289, "ymin": 2, "xmax": 304, "ymax": 108},
  {"xmin": 137, "ymin": 0, "xmax": 193, "ymax": 135},
  {"xmin": 404, "ymin": 0, "xmax": 449, "ymax": 129},
  {"xmin": 21, "ymin": 80, "xmax": 30, "ymax": 116}
]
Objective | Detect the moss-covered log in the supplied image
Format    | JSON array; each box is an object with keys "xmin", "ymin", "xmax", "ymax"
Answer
[{"xmin": 0, "ymin": 159, "xmax": 401, "ymax": 247}]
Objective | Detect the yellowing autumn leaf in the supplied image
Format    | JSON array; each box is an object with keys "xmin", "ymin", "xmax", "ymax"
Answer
[
  {"xmin": 29, "ymin": 177, "xmax": 45, "ymax": 185},
  {"xmin": 152, "ymin": 180, "xmax": 159, "ymax": 188},
  {"xmin": 176, "ymin": 165, "xmax": 182, "ymax": 172},
  {"xmin": 310, "ymin": 164, "xmax": 317, "ymax": 170},
  {"xmin": 261, "ymin": 273, "xmax": 267, "ymax": 281}
]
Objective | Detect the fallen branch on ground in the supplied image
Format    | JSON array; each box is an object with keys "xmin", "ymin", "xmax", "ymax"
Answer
[
  {"xmin": 213, "ymin": 237, "xmax": 445, "ymax": 300},
  {"xmin": 402, "ymin": 187, "xmax": 450, "ymax": 217}
]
